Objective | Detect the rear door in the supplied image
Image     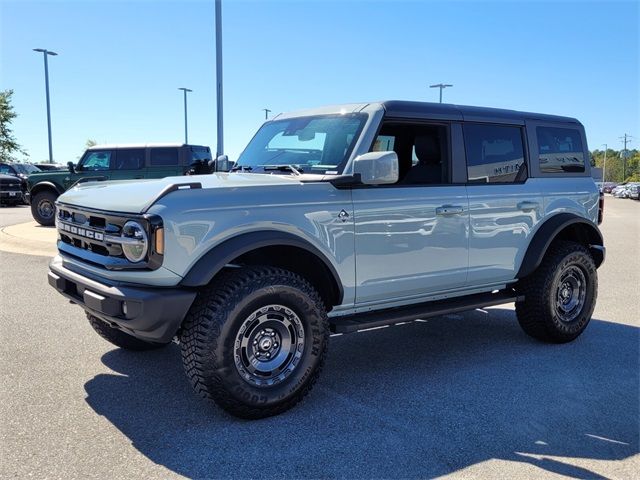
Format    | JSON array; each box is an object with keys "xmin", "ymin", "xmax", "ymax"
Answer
[
  {"xmin": 464, "ymin": 123, "xmax": 544, "ymax": 285},
  {"xmin": 352, "ymin": 119, "xmax": 469, "ymax": 308}
]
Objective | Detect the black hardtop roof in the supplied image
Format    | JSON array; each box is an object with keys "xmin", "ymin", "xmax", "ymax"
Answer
[{"xmin": 381, "ymin": 100, "xmax": 580, "ymax": 124}]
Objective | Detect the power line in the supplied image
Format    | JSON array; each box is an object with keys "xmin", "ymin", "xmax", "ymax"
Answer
[{"xmin": 619, "ymin": 133, "xmax": 634, "ymax": 180}]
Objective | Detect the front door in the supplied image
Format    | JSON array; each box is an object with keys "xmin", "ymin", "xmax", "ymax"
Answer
[{"xmin": 353, "ymin": 121, "xmax": 469, "ymax": 307}]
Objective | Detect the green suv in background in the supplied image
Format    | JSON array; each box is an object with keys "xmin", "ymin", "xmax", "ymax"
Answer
[{"xmin": 27, "ymin": 143, "xmax": 212, "ymax": 225}]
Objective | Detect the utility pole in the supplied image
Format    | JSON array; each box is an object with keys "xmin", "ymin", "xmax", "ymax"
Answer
[
  {"xmin": 33, "ymin": 48, "xmax": 58, "ymax": 163},
  {"xmin": 619, "ymin": 133, "xmax": 633, "ymax": 181},
  {"xmin": 215, "ymin": 0, "xmax": 224, "ymax": 157},
  {"xmin": 178, "ymin": 88, "xmax": 192, "ymax": 143},
  {"xmin": 262, "ymin": 108, "xmax": 271, "ymax": 120},
  {"xmin": 601, "ymin": 144, "xmax": 607, "ymax": 183},
  {"xmin": 429, "ymin": 83, "xmax": 453, "ymax": 103}
]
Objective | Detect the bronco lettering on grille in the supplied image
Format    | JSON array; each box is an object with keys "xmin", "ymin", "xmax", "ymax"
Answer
[{"xmin": 59, "ymin": 222, "xmax": 104, "ymax": 241}]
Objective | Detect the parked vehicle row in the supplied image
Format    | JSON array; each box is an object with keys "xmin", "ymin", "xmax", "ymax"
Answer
[{"xmin": 610, "ymin": 183, "xmax": 640, "ymax": 199}]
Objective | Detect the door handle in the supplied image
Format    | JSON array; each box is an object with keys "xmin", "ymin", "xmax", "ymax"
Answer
[
  {"xmin": 517, "ymin": 201, "xmax": 539, "ymax": 212},
  {"xmin": 436, "ymin": 205, "xmax": 464, "ymax": 216}
]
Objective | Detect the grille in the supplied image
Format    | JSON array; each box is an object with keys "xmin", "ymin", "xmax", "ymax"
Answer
[
  {"xmin": 57, "ymin": 206, "xmax": 126, "ymax": 258},
  {"xmin": 0, "ymin": 182, "xmax": 21, "ymax": 191}
]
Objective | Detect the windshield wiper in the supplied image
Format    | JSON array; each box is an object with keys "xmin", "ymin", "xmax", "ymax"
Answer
[
  {"xmin": 260, "ymin": 165, "xmax": 303, "ymax": 175},
  {"xmin": 230, "ymin": 165, "xmax": 253, "ymax": 172}
]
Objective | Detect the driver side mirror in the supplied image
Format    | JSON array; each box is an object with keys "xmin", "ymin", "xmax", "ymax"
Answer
[
  {"xmin": 352, "ymin": 151, "xmax": 399, "ymax": 185},
  {"xmin": 67, "ymin": 161, "xmax": 76, "ymax": 174},
  {"xmin": 210, "ymin": 155, "xmax": 230, "ymax": 172}
]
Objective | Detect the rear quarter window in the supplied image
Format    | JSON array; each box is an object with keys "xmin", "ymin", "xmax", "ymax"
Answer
[
  {"xmin": 537, "ymin": 126, "xmax": 585, "ymax": 173},
  {"xmin": 150, "ymin": 148, "xmax": 179, "ymax": 166}
]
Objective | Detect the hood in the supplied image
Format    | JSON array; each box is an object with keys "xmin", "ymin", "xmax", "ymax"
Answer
[{"xmin": 57, "ymin": 173, "xmax": 305, "ymax": 214}]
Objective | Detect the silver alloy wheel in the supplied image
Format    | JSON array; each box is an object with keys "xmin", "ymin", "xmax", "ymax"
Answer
[
  {"xmin": 37, "ymin": 198, "xmax": 55, "ymax": 219},
  {"xmin": 556, "ymin": 265, "xmax": 587, "ymax": 323},
  {"xmin": 234, "ymin": 304, "xmax": 305, "ymax": 387}
]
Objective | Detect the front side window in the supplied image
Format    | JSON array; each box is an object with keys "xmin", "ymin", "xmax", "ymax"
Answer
[
  {"xmin": 464, "ymin": 124, "xmax": 525, "ymax": 183},
  {"xmin": 115, "ymin": 149, "xmax": 145, "ymax": 170},
  {"xmin": 150, "ymin": 148, "xmax": 179, "ymax": 166},
  {"xmin": 80, "ymin": 151, "xmax": 112, "ymax": 171},
  {"xmin": 236, "ymin": 114, "xmax": 366, "ymax": 174},
  {"xmin": 13, "ymin": 164, "xmax": 40, "ymax": 174},
  {"xmin": 370, "ymin": 123, "xmax": 450, "ymax": 185},
  {"xmin": 537, "ymin": 126, "xmax": 585, "ymax": 173}
]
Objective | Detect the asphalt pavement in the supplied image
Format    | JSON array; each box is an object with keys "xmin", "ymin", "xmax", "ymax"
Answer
[{"xmin": 1, "ymin": 198, "xmax": 638, "ymax": 479}]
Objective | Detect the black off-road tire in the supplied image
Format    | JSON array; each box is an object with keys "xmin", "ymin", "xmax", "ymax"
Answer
[
  {"xmin": 87, "ymin": 314, "xmax": 168, "ymax": 351},
  {"xmin": 31, "ymin": 190, "xmax": 58, "ymax": 226},
  {"xmin": 180, "ymin": 266, "xmax": 329, "ymax": 419},
  {"xmin": 516, "ymin": 241, "xmax": 597, "ymax": 343}
]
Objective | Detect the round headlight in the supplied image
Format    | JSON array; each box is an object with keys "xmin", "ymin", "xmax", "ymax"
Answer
[{"xmin": 121, "ymin": 220, "xmax": 148, "ymax": 263}]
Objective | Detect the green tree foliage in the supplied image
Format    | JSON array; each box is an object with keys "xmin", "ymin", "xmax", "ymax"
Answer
[
  {"xmin": 591, "ymin": 148, "xmax": 640, "ymax": 183},
  {"xmin": 85, "ymin": 139, "xmax": 98, "ymax": 148},
  {"xmin": 0, "ymin": 90, "xmax": 28, "ymax": 162}
]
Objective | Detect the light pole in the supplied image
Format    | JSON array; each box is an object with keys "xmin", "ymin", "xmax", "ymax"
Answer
[
  {"xmin": 429, "ymin": 83, "xmax": 453, "ymax": 103},
  {"xmin": 601, "ymin": 144, "xmax": 607, "ymax": 183},
  {"xmin": 262, "ymin": 108, "xmax": 271, "ymax": 120},
  {"xmin": 178, "ymin": 88, "xmax": 192, "ymax": 143},
  {"xmin": 215, "ymin": 0, "xmax": 224, "ymax": 157},
  {"xmin": 33, "ymin": 48, "xmax": 58, "ymax": 163}
]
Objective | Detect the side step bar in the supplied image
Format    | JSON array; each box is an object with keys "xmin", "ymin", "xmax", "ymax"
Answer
[{"xmin": 330, "ymin": 290, "xmax": 523, "ymax": 334}]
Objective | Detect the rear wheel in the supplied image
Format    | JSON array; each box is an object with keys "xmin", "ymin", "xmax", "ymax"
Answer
[
  {"xmin": 180, "ymin": 266, "xmax": 329, "ymax": 419},
  {"xmin": 516, "ymin": 241, "xmax": 597, "ymax": 343},
  {"xmin": 87, "ymin": 314, "xmax": 168, "ymax": 351},
  {"xmin": 31, "ymin": 190, "xmax": 58, "ymax": 226}
]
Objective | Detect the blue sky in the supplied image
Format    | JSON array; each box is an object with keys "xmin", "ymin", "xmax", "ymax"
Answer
[{"xmin": 1, "ymin": 0, "xmax": 638, "ymax": 163}]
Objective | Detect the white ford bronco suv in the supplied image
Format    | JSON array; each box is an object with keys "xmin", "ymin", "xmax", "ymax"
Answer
[{"xmin": 48, "ymin": 101, "xmax": 605, "ymax": 418}]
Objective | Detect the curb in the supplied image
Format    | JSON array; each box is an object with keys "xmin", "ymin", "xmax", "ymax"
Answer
[{"xmin": 0, "ymin": 221, "xmax": 57, "ymax": 257}]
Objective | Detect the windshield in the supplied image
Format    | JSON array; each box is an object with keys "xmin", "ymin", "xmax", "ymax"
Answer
[
  {"xmin": 235, "ymin": 114, "xmax": 366, "ymax": 174},
  {"xmin": 14, "ymin": 164, "xmax": 41, "ymax": 174}
]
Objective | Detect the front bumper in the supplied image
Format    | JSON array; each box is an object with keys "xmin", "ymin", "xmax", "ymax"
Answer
[
  {"xmin": 49, "ymin": 261, "xmax": 196, "ymax": 343},
  {"xmin": 0, "ymin": 190, "xmax": 22, "ymax": 202}
]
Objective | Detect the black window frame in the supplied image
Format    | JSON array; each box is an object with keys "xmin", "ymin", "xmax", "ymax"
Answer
[{"xmin": 462, "ymin": 122, "xmax": 529, "ymax": 185}]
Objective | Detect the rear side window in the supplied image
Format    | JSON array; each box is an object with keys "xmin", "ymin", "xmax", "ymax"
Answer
[
  {"xmin": 537, "ymin": 127, "xmax": 585, "ymax": 173},
  {"xmin": 150, "ymin": 148, "xmax": 179, "ymax": 166},
  {"xmin": 464, "ymin": 124, "xmax": 526, "ymax": 183},
  {"xmin": 115, "ymin": 149, "xmax": 145, "ymax": 170}
]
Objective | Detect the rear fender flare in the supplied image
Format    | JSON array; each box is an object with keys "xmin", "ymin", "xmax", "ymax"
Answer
[{"xmin": 517, "ymin": 213, "xmax": 604, "ymax": 278}]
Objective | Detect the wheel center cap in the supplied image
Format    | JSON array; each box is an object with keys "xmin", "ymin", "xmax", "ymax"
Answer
[{"xmin": 259, "ymin": 338, "xmax": 273, "ymax": 351}]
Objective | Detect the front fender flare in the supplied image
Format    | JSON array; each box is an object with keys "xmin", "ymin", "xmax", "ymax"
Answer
[
  {"xmin": 179, "ymin": 230, "xmax": 344, "ymax": 303},
  {"xmin": 517, "ymin": 213, "xmax": 604, "ymax": 279},
  {"xmin": 30, "ymin": 181, "xmax": 65, "ymax": 196}
]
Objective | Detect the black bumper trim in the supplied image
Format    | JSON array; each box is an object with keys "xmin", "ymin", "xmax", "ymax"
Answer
[{"xmin": 49, "ymin": 262, "xmax": 197, "ymax": 343}]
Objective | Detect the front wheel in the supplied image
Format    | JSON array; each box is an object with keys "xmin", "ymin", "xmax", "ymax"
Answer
[
  {"xmin": 180, "ymin": 266, "xmax": 329, "ymax": 419},
  {"xmin": 516, "ymin": 241, "xmax": 597, "ymax": 343},
  {"xmin": 30, "ymin": 190, "xmax": 58, "ymax": 226}
]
